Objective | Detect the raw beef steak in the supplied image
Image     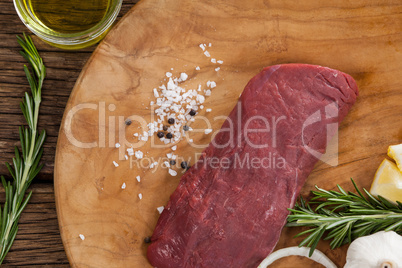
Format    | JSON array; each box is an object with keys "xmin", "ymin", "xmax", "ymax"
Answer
[{"xmin": 147, "ymin": 64, "xmax": 358, "ymax": 268}]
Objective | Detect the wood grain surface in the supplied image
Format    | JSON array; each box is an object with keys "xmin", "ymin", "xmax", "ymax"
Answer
[
  {"xmin": 0, "ymin": 0, "xmax": 139, "ymax": 266},
  {"xmin": 54, "ymin": 0, "xmax": 402, "ymax": 267}
]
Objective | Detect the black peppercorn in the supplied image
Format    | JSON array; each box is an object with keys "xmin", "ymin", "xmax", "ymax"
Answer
[
  {"xmin": 157, "ymin": 131, "xmax": 164, "ymax": 138},
  {"xmin": 163, "ymin": 125, "xmax": 169, "ymax": 131},
  {"xmin": 125, "ymin": 119, "xmax": 132, "ymax": 125},
  {"xmin": 144, "ymin": 236, "xmax": 151, "ymax": 243},
  {"xmin": 189, "ymin": 109, "xmax": 196, "ymax": 116},
  {"xmin": 169, "ymin": 160, "xmax": 176, "ymax": 166},
  {"xmin": 166, "ymin": 133, "xmax": 173, "ymax": 139},
  {"xmin": 183, "ymin": 125, "xmax": 189, "ymax": 131},
  {"xmin": 167, "ymin": 118, "xmax": 175, "ymax": 124},
  {"xmin": 181, "ymin": 161, "xmax": 188, "ymax": 169}
]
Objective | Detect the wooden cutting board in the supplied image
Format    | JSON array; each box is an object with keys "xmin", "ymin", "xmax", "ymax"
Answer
[{"xmin": 54, "ymin": 0, "xmax": 402, "ymax": 267}]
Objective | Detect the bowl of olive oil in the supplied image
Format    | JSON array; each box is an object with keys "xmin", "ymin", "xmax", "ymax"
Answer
[{"xmin": 14, "ymin": 0, "xmax": 123, "ymax": 49}]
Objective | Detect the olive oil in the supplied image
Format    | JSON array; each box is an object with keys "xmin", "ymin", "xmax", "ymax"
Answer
[{"xmin": 26, "ymin": 0, "xmax": 110, "ymax": 34}]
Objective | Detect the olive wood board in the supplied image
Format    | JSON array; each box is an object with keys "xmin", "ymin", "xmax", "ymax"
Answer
[{"xmin": 54, "ymin": 0, "xmax": 402, "ymax": 267}]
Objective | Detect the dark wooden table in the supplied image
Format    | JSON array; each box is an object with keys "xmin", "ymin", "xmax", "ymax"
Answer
[{"xmin": 0, "ymin": 0, "xmax": 139, "ymax": 266}]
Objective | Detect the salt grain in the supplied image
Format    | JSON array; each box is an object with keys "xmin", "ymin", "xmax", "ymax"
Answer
[
  {"xmin": 171, "ymin": 145, "xmax": 177, "ymax": 151},
  {"xmin": 115, "ymin": 143, "xmax": 121, "ymax": 148},
  {"xmin": 204, "ymin": 51, "xmax": 210, "ymax": 57},
  {"xmin": 215, "ymin": 67, "xmax": 220, "ymax": 72},
  {"xmin": 207, "ymin": 81, "xmax": 216, "ymax": 88},
  {"xmin": 180, "ymin": 73, "xmax": 188, "ymax": 82},
  {"xmin": 205, "ymin": 129, "xmax": 213, "ymax": 134},
  {"xmin": 206, "ymin": 108, "xmax": 212, "ymax": 112},
  {"xmin": 121, "ymin": 182, "xmax": 126, "ymax": 189},
  {"xmin": 199, "ymin": 44, "xmax": 205, "ymax": 51},
  {"xmin": 195, "ymin": 66, "xmax": 200, "ymax": 70},
  {"xmin": 113, "ymin": 161, "xmax": 119, "ymax": 167},
  {"xmin": 79, "ymin": 234, "xmax": 85, "ymax": 241},
  {"xmin": 153, "ymin": 88, "xmax": 159, "ymax": 98},
  {"xmin": 211, "ymin": 58, "xmax": 216, "ymax": 63},
  {"xmin": 138, "ymin": 193, "xmax": 143, "ymax": 200},
  {"xmin": 134, "ymin": 150, "xmax": 143, "ymax": 159},
  {"xmin": 217, "ymin": 60, "xmax": 223, "ymax": 64},
  {"xmin": 168, "ymin": 169, "xmax": 177, "ymax": 176},
  {"xmin": 166, "ymin": 72, "xmax": 172, "ymax": 78},
  {"xmin": 157, "ymin": 206, "xmax": 164, "ymax": 214},
  {"xmin": 136, "ymin": 176, "xmax": 141, "ymax": 182}
]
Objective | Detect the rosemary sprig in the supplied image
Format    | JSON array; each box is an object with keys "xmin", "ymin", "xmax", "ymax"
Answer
[
  {"xmin": 0, "ymin": 33, "xmax": 46, "ymax": 264},
  {"xmin": 287, "ymin": 178, "xmax": 402, "ymax": 257}
]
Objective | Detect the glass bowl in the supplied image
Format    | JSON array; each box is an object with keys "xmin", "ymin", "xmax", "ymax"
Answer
[{"xmin": 13, "ymin": 0, "xmax": 123, "ymax": 49}]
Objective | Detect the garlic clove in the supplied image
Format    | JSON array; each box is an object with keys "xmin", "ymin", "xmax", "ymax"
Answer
[{"xmin": 344, "ymin": 231, "xmax": 402, "ymax": 268}]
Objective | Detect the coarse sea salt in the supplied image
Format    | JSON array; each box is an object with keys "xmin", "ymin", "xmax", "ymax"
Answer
[
  {"xmin": 138, "ymin": 193, "xmax": 143, "ymax": 200},
  {"xmin": 153, "ymin": 88, "xmax": 159, "ymax": 98},
  {"xmin": 205, "ymin": 129, "xmax": 213, "ymax": 134},
  {"xmin": 134, "ymin": 150, "xmax": 143, "ymax": 159},
  {"xmin": 206, "ymin": 108, "xmax": 212, "ymax": 112},
  {"xmin": 157, "ymin": 206, "xmax": 164, "ymax": 214},
  {"xmin": 136, "ymin": 175, "xmax": 141, "ymax": 182},
  {"xmin": 79, "ymin": 234, "xmax": 85, "ymax": 241},
  {"xmin": 115, "ymin": 143, "xmax": 121, "ymax": 148},
  {"xmin": 207, "ymin": 81, "xmax": 216, "ymax": 88},
  {"xmin": 169, "ymin": 169, "xmax": 177, "ymax": 176},
  {"xmin": 180, "ymin": 73, "xmax": 188, "ymax": 82},
  {"xmin": 113, "ymin": 161, "xmax": 119, "ymax": 167},
  {"xmin": 121, "ymin": 182, "xmax": 126, "ymax": 189},
  {"xmin": 131, "ymin": 43, "xmax": 221, "ymax": 177}
]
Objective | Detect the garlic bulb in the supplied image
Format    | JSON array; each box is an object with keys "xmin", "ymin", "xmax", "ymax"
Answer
[{"xmin": 344, "ymin": 231, "xmax": 402, "ymax": 268}]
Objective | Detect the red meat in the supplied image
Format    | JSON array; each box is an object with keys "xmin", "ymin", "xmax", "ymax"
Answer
[{"xmin": 147, "ymin": 64, "xmax": 358, "ymax": 268}]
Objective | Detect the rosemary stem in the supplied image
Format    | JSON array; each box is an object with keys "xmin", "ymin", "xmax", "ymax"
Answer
[
  {"xmin": 297, "ymin": 213, "xmax": 402, "ymax": 225},
  {"xmin": 18, "ymin": 132, "xmax": 35, "ymax": 195},
  {"xmin": 18, "ymin": 99, "xmax": 40, "ymax": 195}
]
